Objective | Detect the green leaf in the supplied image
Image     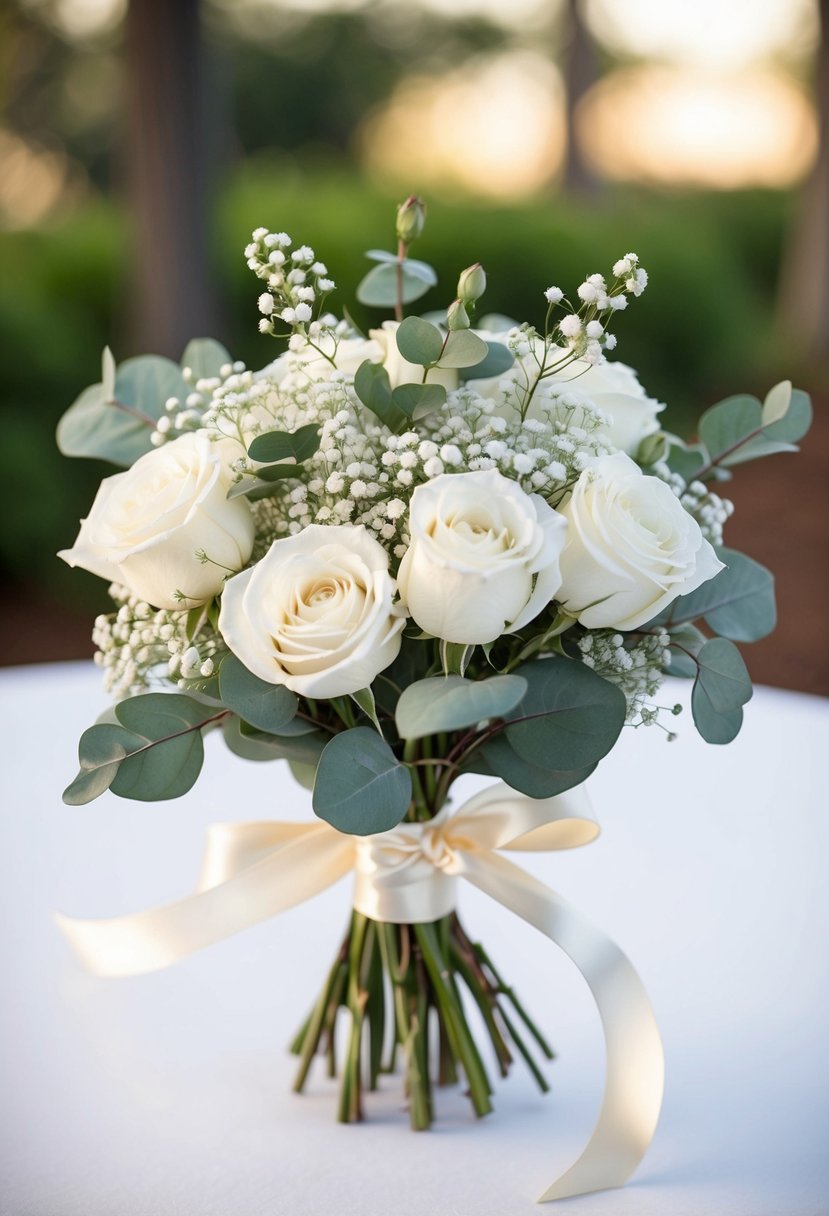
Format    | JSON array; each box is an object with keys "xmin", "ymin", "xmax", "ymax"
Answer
[
  {"xmin": 691, "ymin": 638, "xmax": 752, "ymax": 744},
  {"xmin": 665, "ymin": 438, "xmax": 708, "ymax": 481},
  {"xmin": 439, "ymin": 640, "xmax": 473, "ymax": 677},
  {"xmin": 181, "ymin": 338, "xmax": 232, "ymax": 381},
  {"xmin": 104, "ymin": 693, "xmax": 210, "ymax": 801},
  {"xmin": 698, "ymin": 394, "xmax": 762, "ymax": 460},
  {"xmin": 63, "ymin": 723, "xmax": 146, "ymax": 805},
  {"xmin": 57, "ymin": 355, "xmax": 187, "ymax": 466},
  {"xmin": 760, "ymin": 381, "xmax": 812, "ymax": 443},
  {"xmin": 218, "ymin": 654, "xmax": 298, "ymax": 732},
  {"xmin": 356, "ymin": 259, "xmax": 437, "ymax": 308},
  {"xmin": 312, "ymin": 727, "xmax": 412, "ymax": 835},
  {"xmin": 761, "ymin": 380, "xmax": 791, "ymax": 426},
  {"xmin": 504, "ymin": 657, "xmax": 626, "ymax": 771},
  {"xmin": 254, "ymin": 463, "xmax": 308, "ymax": 483},
  {"xmin": 635, "ymin": 431, "xmax": 669, "ymax": 466},
  {"xmin": 472, "ymin": 733, "xmax": 596, "ymax": 799},
  {"xmin": 438, "ymin": 329, "xmax": 489, "ymax": 369},
  {"xmin": 668, "ymin": 548, "xmax": 776, "ymax": 642},
  {"xmin": 391, "ymin": 382, "xmax": 447, "ymax": 420},
  {"xmin": 395, "ymin": 316, "xmax": 445, "ymax": 365},
  {"xmin": 395, "ymin": 675, "xmax": 527, "ymax": 740},
  {"xmin": 288, "ymin": 760, "xmax": 317, "ymax": 790},
  {"xmin": 247, "ymin": 423, "xmax": 320, "ymax": 464},
  {"xmin": 350, "ymin": 686, "xmax": 383, "ymax": 733},
  {"xmin": 101, "ymin": 346, "xmax": 116, "ymax": 400},
  {"xmin": 665, "ymin": 624, "xmax": 706, "ymax": 679},
  {"xmin": 763, "ymin": 387, "xmax": 811, "ymax": 443},
  {"xmin": 462, "ymin": 341, "xmax": 514, "ymax": 381},
  {"xmin": 353, "ymin": 359, "xmax": 407, "ymax": 431}
]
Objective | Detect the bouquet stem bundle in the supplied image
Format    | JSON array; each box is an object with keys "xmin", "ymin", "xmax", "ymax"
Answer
[{"xmin": 292, "ymin": 908, "xmax": 552, "ymax": 1128}]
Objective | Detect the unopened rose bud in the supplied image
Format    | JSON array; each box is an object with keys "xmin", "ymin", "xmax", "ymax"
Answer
[
  {"xmin": 396, "ymin": 195, "xmax": 426, "ymax": 245},
  {"xmin": 457, "ymin": 262, "xmax": 486, "ymax": 306},
  {"xmin": 447, "ymin": 298, "xmax": 470, "ymax": 331}
]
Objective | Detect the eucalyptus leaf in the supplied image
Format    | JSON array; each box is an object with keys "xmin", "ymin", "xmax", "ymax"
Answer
[
  {"xmin": 691, "ymin": 638, "xmax": 752, "ymax": 744},
  {"xmin": 312, "ymin": 727, "xmax": 411, "ymax": 835},
  {"xmin": 248, "ymin": 423, "xmax": 320, "ymax": 464},
  {"xmin": 181, "ymin": 338, "xmax": 232, "ymax": 381},
  {"xmin": 63, "ymin": 723, "xmax": 146, "ymax": 805},
  {"xmin": 106, "ymin": 692, "xmax": 211, "ymax": 801},
  {"xmin": 353, "ymin": 359, "xmax": 407, "ymax": 431},
  {"xmin": 356, "ymin": 260, "xmax": 437, "ymax": 308},
  {"xmin": 761, "ymin": 380, "xmax": 792, "ymax": 426},
  {"xmin": 473, "ymin": 734, "xmax": 596, "ymax": 799},
  {"xmin": 57, "ymin": 355, "xmax": 186, "ymax": 466},
  {"xmin": 218, "ymin": 654, "xmax": 298, "ymax": 732},
  {"xmin": 763, "ymin": 387, "xmax": 811, "ymax": 443},
  {"xmin": 395, "ymin": 675, "xmax": 527, "ymax": 740},
  {"xmin": 234, "ymin": 719, "xmax": 329, "ymax": 765},
  {"xmin": 667, "ymin": 548, "xmax": 776, "ymax": 642},
  {"xmin": 665, "ymin": 439, "xmax": 708, "ymax": 482},
  {"xmin": 665, "ymin": 624, "xmax": 707, "ymax": 679},
  {"xmin": 395, "ymin": 315, "xmax": 445, "ymax": 365},
  {"xmin": 438, "ymin": 329, "xmax": 489, "ymax": 369},
  {"xmin": 391, "ymin": 382, "xmax": 447, "ymax": 420},
  {"xmin": 253, "ymin": 463, "xmax": 308, "ymax": 483},
  {"xmin": 504, "ymin": 657, "xmax": 626, "ymax": 771},
  {"xmin": 462, "ymin": 341, "xmax": 514, "ymax": 381}
]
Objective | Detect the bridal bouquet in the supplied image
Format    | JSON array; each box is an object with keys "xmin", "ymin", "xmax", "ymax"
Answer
[{"xmin": 56, "ymin": 196, "xmax": 811, "ymax": 1199}]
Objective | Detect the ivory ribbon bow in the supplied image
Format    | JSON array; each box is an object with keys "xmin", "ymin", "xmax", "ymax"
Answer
[{"xmin": 58, "ymin": 781, "xmax": 664, "ymax": 1204}]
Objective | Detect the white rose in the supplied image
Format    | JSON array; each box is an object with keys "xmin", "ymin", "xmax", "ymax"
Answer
[
  {"xmin": 368, "ymin": 321, "xmax": 458, "ymax": 392},
  {"xmin": 557, "ymin": 452, "xmax": 724, "ymax": 630},
  {"xmin": 474, "ymin": 336, "xmax": 663, "ymax": 456},
  {"xmin": 397, "ymin": 469, "xmax": 567, "ymax": 644},
  {"xmin": 218, "ymin": 524, "xmax": 405, "ymax": 698},
  {"xmin": 59, "ymin": 433, "xmax": 255, "ymax": 610}
]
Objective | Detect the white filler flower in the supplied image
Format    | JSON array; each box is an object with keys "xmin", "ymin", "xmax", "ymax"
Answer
[
  {"xmin": 397, "ymin": 468, "xmax": 568, "ymax": 644},
  {"xmin": 59, "ymin": 433, "xmax": 255, "ymax": 610},
  {"xmin": 557, "ymin": 452, "xmax": 724, "ymax": 630},
  {"xmin": 218, "ymin": 524, "xmax": 405, "ymax": 697}
]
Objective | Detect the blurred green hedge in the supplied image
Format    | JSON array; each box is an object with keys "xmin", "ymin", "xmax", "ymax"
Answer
[{"xmin": 0, "ymin": 164, "xmax": 794, "ymax": 608}]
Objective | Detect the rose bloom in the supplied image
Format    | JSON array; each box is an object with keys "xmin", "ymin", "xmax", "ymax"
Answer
[
  {"xmin": 59, "ymin": 433, "xmax": 255, "ymax": 610},
  {"xmin": 369, "ymin": 321, "xmax": 458, "ymax": 392},
  {"xmin": 218, "ymin": 524, "xmax": 405, "ymax": 697},
  {"xmin": 397, "ymin": 468, "xmax": 567, "ymax": 644},
  {"xmin": 557, "ymin": 452, "xmax": 723, "ymax": 630},
  {"xmin": 475, "ymin": 336, "xmax": 664, "ymax": 457}
]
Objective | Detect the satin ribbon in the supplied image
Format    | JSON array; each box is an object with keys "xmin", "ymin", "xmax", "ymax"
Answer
[{"xmin": 57, "ymin": 781, "xmax": 664, "ymax": 1203}]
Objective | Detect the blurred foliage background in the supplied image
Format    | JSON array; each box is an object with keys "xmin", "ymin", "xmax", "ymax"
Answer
[{"xmin": 1, "ymin": 0, "xmax": 827, "ymax": 681}]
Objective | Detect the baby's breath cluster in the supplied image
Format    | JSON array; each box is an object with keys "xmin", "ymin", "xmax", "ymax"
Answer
[
  {"xmin": 245, "ymin": 227, "xmax": 336, "ymax": 339},
  {"xmin": 545, "ymin": 252, "xmax": 647, "ymax": 366},
  {"xmin": 577, "ymin": 628, "xmax": 671, "ymax": 725},
  {"xmin": 150, "ymin": 360, "xmax": 247, "ymax": 448},
  {"xmin": 652, "ymin": 463, "xmax": 734, "ymax": 546},
  {"xmin": 93, "ymin": 585, "xmax": 224, "ymax": 696}
]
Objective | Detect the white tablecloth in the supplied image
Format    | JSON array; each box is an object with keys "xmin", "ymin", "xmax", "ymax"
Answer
[{"xmin": 1, "ymin": 662, "xmax": 827, "ymax": 1216}]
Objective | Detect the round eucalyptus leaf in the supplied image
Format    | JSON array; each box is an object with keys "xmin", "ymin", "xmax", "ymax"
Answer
[
  {"xmin": 218, "ymin": 654, "xmax": 298, "ymax": 732},
  {"xmin": 395, "ymin": 675, "xmax": 527, "ymax": 740},
  {"xmin": 395, "ymin": 316, "xmax": 445, "ymax": 365},
  {"xmin": 312, "ymin": 727, "xmax": 411, "ymax": 835}
]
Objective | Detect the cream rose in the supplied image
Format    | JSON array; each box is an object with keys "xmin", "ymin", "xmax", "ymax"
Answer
[
  {"xmin": 475, "ymin": 337, "xmax": 663, "ymax": 456},
  {"xmin": 369, "ymin": 321, "xmax": 458, "ymax": 392},
  {"xmin": 218, "ymin": 524, "xmax": 405, "ymax": 697},
  {"xmin": 397, "ymin": 469, "xmax": 568, "ymax": 644},
  {"xmin": 59, "ymin": 433, "xmax": 255, "ymax": 610},
  {"xmin": 557, "ymin": 452, "xmax": 724, "ymax": 630}
]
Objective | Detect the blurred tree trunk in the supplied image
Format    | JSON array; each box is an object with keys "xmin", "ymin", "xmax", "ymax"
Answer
[
  {"xmin": 125, "ymin": 0, "xmax": 218, "ymax": 357},
  {"xmin": 561, "ymin": 0, "xmax": 600, "ymax": 196},
  {"xmin": 777, "ymin": 0, "xmax": 829, "ymax": 364}
]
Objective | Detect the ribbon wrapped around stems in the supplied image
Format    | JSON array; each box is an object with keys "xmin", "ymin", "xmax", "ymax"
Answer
[{"xmin": 57, "ymin": 781, "xmax": 664, "ymax": 1204}]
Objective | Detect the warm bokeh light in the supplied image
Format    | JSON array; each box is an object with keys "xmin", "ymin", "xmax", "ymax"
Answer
[
  {"xmin": 584, "ymin": 0, "xmax": 818, "ymax": 68},
  {"xmin": 359, "ymin": 52, "xmax": 565, "ymax": 198},
  {"xmin": 579, "ymin": 66, "xmax": 818, "ymax": 189},
  {"xmin": 0, "ymin": 130, "xmax": 86, "ymax": 228}
]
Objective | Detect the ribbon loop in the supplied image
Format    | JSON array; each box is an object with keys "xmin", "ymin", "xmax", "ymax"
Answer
[{"xmin": 57, "ymin": 781, "xmax": 663, "ymax": 1203}]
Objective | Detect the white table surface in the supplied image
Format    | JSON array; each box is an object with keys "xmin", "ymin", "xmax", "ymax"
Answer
[{"xmin": 1, "ymin": 662, "xmax": 827, "ymax": 1216}]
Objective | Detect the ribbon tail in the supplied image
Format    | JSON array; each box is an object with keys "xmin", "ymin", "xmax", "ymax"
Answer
[
  {"xmin": 457, "ymin": 850, "xmax": 664, "ymax": 1203},
  {"xmin": 57, "ymin": 826, "xmax": 355, "ymax": 978}
]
